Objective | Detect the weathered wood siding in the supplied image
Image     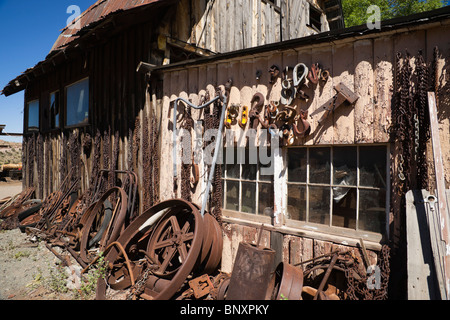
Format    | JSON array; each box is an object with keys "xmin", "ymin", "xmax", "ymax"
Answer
[{"xmin": 167, "ymin": 0, "xmax": 328, "ymax": 53}]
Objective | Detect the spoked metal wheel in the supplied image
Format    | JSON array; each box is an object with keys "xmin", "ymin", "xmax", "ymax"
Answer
[
  {"xmin": 79, "ymin": 187, "xmax": 128, "ymax": 264},
  {"xmin": 96, "ymin": 199, "xmax": 206, "ymax": 300},
  {"xmin": 147, "ymin": 204, "xmax": 202, "ymax": 278}
]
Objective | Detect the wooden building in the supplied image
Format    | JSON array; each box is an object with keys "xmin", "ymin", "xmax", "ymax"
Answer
[{"xmin": 2, "ymin": 0, "xmax": 450, "ymax": 299}]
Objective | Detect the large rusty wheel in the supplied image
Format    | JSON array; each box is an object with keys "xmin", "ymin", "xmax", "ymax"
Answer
[
  {"xmin": 96, "ymin": 199, "xmax": 205, "ymax": 300},
  {"xmin": 79, "ymin": 187, "xmax": 128, "ymax": 264}
]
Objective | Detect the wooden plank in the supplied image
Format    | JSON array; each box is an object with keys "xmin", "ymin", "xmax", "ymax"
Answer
[
  {"xmin": 332, "ymin": 42, "xmax": 355, "ymax": 144},
  {"xmin": 373, "ymin": 36, "xmax": 394, "ymax": 143},
  {"xmin": 428, "ymin": 92, "xmax": 450, "ymax": 299},
  {"xmin": 406, "ymin": 189, "xmax": 441, "ymax": 299},
  {"xmin": 310, "ymin": 45, "xmax": 334, "ymax": 144},
  {"xmin": 353, "ymin": 39, "xmax": 374, "ymax": 144}
]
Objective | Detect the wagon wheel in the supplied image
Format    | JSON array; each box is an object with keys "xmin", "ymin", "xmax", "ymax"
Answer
[
  {"xmin": 147, "ymin": 203, "xmax": 204, "ymax": 279},
  {"xmin": 79, "ymin": 187, "xmax": 128, "ymax": 264},
  {"xmin": 96, "ymin": 199, "xmax": 204, "ymax": 301}
]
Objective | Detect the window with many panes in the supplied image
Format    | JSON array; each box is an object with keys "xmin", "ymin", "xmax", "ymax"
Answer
[
  {"xmin": 222, "ymin": 147, "xmax": 274, "ymax": 217},
  {"xmin": 66, "ymin": 78, "xmax": 89, "ymax": 127},
  {"xmin": 287, "ymin": 145, "xmax": 388, "ymax": 234},
  {"xmin": 26, "ymin": 100, "xmax": 39, "ymax": 132}
]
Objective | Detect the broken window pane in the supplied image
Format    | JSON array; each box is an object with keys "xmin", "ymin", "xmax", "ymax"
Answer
[
  {"xmin": 333, "ymin": 146, "xmax": 357, "ymax": 186},
  {"xmin": 309, "ymin": 186, "xmax": 330, "ymax": 225},
  {"xmin": 359, "ymin": 189, "xmax": 386, "ymax": 233},
  {"xmin": 309, "ymin": 148, "xmax": 330, "ymax": 184},
  {"xmin": 287, "ymin": 184, "xmax": 306, "ymax": 221},
  {"xmin": 66, "ymin": 78, "xmax": 89, "ymax": 127},
  {"xmin": 332, "ymin": 188, "xmax": 356, "ymax": 229}
]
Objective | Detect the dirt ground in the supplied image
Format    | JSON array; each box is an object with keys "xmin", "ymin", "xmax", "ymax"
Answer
[{"xmin": 0, "ymin": 180, "xmax": 75, "ymax": 300}]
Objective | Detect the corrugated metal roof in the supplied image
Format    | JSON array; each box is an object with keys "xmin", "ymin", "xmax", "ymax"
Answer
[{"xmin": 51, "ymin": 0, "xmax": 169, "ymax": 52}]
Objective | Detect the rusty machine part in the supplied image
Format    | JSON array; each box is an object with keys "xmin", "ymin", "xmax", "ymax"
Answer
[
  {"xmin": 293, "ymin": 109, "xmax": 311, "ymax": 138},
  {"xmin": 96, "ymin": 199, "xmax": 223, "ymax": 300},
  {"xmin": 266, "ymin": 262, "xmax": 304, "ymax": 300},
  {"xmin": 226, "ymin": 241, "xmax": 275, "ymax": 300},
  {"xmin": 0, "ymin": 187, "xmax": 35, "ymax": 220},
  {"xmin": 79, "ymin": 186, "xmax": 128, "ymax": 264},
  {"xmin": 249, "ymin": 92, "xmax": 265, "ymax": 129}
]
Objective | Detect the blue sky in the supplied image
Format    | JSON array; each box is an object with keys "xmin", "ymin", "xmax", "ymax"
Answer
[{"xmin": 0, "ymin": 0, "xmax": 94, "ymax": 143}]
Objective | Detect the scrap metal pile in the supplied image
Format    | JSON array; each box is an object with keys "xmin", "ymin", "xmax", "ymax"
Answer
[{"xmin": 0, "ymin": 175, "xmax": 390, "ymax": 300}]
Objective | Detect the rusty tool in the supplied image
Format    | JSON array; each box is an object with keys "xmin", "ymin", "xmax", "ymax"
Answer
[
  {"xmin": 239, "ymin": 105, "xmax": 249, "ymax": 129},
  {"xmin": 189, "ymin": 274, "xmax": 215, "ymax": 299},
  {"xmin": 249, "ymin": 92, "xmax": 265, "ymax": 129},
  {"xmin": 308, "ymin": 63, "xmax": 320, "ymax": 85},
  {"xmin": 317, "ymin": 83, "xmax": 359, "ymax": 125},
  {"xmin": 293, "ymin": 109, "xmax": 311, "ymax": 138},
  {"xmin": 268, "ymin": 65, "xmax": 280, "ymax": 84}
]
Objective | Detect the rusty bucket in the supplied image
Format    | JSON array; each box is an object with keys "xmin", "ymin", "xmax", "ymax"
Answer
[{"xmin": 226, "ymin": 242, "xmax": 275, "ymax": 300}]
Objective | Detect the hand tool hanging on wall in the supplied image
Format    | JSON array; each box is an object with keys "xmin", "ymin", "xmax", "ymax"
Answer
[
  {"xmin": 224, "ymin": 104, "xmax": 240, "ymax": 129},
  {"xmin": 317, "ymin": 83, "xmax": 359, "ymax": 125},
  {"xmin": 239, "ymin": 105, "xmax": 249, "ymax": 129},
  {"xmin": 268, "ymin": 65, "xmax": 280, "ymax": 84},
  {"xmin": 249, "ymin": 92, "xmax": 265, "ymax": 129},
  {"xmin": 281, "ymin": 67, "xmax": 296, "ymax": 106},
  {"xmin": 172, "ymin": 79, "xmax": 232, "ymax": 217}
]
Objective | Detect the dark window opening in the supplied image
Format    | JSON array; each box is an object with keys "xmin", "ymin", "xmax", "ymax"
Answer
[
  {"xmin": 50, "ymin": 91, "xmax": 60, "ymax": 130},
  {"xmin": 309, "ymin": 4, "xmax": 322, "ymax": 32}
]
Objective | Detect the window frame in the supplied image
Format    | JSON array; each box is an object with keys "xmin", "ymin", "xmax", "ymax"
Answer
[
  {"xmin": 307, "ymin": 2, "xmax": 324, "ymax": 33},
  {"xmin": 284, "ymin": 144, "xmax": 390, "ymax": 242},
  {"xmin": 64, "ymin": 77, "xmax": 90, "ymax": 128}
]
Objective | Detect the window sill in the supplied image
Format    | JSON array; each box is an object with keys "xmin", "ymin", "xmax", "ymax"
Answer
[{"xmin": 221, "ymin": 210, "xmax": 384, "ymax": 251}]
